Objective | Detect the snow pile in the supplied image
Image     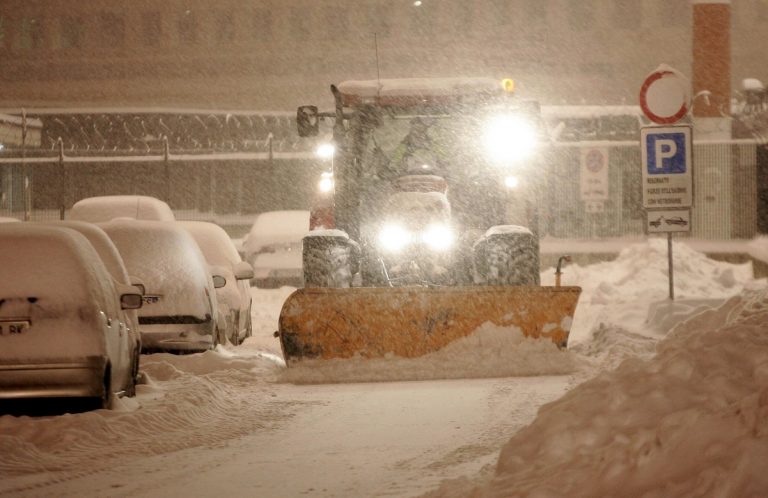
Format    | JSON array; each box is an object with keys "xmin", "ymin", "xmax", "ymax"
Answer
[
  {"xmin": 280, "ymin": 321, "xmax": 584, "ymax": 384},
  {"xmin": 0, "ymin": 348, "xmax": 285, "ymax": 491},
  {"xmin": 546, "ymin": 239, "xmax": 761, "ymax": 347},
  {"xmin": 428, "ymin": 289, "xmax": 768, "ymax": 497}
]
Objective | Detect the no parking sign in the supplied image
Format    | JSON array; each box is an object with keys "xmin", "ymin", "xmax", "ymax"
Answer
[{"xmin": 580, "ymin": 147, "xmax": 609, "ymax": 202}]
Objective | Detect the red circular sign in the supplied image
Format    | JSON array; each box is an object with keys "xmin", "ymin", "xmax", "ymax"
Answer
[
  {"xmin": 585, "ymin": 149, "xmax": 604, "ymax": 173},
  {"xmin": 639, "ymin": 70, "xmax": 689, "ymax": 125}
]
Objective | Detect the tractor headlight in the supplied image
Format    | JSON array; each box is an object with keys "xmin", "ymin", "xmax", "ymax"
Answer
[
  {"xmin": 421, "ymin": 224, "xmax": 454, "ymax": 251},
  {"xmin": 483, "ymin": 115, "xmax": 537, "ymax": 164},
  {"xmin": 378, "ymin": 224, "xmax": 411, "ymax": 253},
  {"xmin": 318, "ymin": 172, "xmax": 334, "ymax": 193}
]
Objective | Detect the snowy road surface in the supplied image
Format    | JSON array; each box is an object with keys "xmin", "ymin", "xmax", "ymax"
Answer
[
  {"xmin": 0, "ymin": 341, "xmax": 573, "ymax": 497},
  {"xmin": 0, "ymin": 239, "xmax": 764, "ymax": 497}
]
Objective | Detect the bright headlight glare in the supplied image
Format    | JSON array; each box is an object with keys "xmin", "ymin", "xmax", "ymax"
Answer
[
  {"xmin": 316, "ymin": 143, "xmax": 335, "ymax": 159},
  {"xmin": 378, "ymin": 224, "xmax": 411, "ymax": 252},
  {"xmin": 318, "ymin": 177, "xmax": 334, "ymax": 192},
  {"xmin": 422, "ymin": 224, "xmax": 454, "ymax": 251},
  {"xmin": 483, "ymin": 115, "xmax": 537, "ymax": 163},
  {"xmin": 504, "ymin": 175, "xmax": 520, "ymax": 189}
]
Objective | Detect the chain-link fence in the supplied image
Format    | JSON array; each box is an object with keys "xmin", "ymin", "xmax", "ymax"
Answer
[{"xmin": 0, "ymin": 107, "xmax": 765, "ymax": 240}]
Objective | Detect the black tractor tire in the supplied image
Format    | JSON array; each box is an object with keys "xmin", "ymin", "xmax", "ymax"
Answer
[
  {"xmin": 303, "ymin": 234, "xmax": 357, "ymax": 288},
  {"xmin": 473, "ymin": 226, "xmax": 540, "ymax": 286}
]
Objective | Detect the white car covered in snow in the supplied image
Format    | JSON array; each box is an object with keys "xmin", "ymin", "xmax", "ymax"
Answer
[
  {"xmin": 179, "ymin": 221, "xmax": 254, "ymax": 345},
  {"xmin": 37, "ymin": 220, "xmax": 144, "ymax": 385},
  {"xmin": 243, "ymin": 210, "xmax": 309, "ymax": 288},
  {"xmin": 99, "ymin": 219, "xmax": 226, "ymax": 353},
  {"xmin": 0, "ymin": 224, "xmax": 143, "ymax": 408},
  {"xmin": 69, "ymin": 195, "xmax": 175, "ymax": 223}
]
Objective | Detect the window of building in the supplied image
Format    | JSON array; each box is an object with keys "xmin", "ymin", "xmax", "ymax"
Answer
[
  {"xmin": 216, "ymin": 12, "xmax": 235, "ymax": 44},
  {"xmin": 252, "ymin": 8, "xmax": 273, "ymax": 40},
  {"xmin": 141, "ymin": 12, "xmax": 162, "ymax": 46},
  {"xmin": 613, "ymin": 0, "xmax": 641, "ymax": 29},
  {"xmin": 568, "ymin": 1, "xmax": 594, "ymax": 30},
  {"xmin": 178, "ymin": 10, "xmax": 197, "ymax": 44},
  {"xmin": 59, "ymin": 16, "xmax": 83, "ymax": 48},
  {"xmin": 19, "ymin": 17, "xmax": 44, "ymax": 49},
  {"xmin": 99, "ymin": 13, "xmax": 125, "ymax": 48}
]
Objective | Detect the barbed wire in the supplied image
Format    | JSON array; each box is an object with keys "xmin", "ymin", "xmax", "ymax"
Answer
[{"xmin": 27, "ymin": 112, "xmax": 316, "ymax": 153}]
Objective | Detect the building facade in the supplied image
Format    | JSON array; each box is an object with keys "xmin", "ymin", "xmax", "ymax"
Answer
[{"xmin": 0, "ymin": 0, "xmax": 766, "ymax": 111}]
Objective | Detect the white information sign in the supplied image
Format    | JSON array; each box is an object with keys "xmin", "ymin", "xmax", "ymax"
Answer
[
  {"xmin": 647, "ymin": 209, "xmax": 691, "ymax": 233},
  {"xmin": 641, "ymin": 125, "xmax": 693, "ymax": 209},
  {"xmin": 580, "ymin": 147, "xmax": 609, "ymax": 201}
]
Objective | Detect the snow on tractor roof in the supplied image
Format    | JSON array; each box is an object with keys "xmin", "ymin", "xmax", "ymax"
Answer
[{"xmin": 337, "ymin": 77, "xmax": 504, "ymax": 106}]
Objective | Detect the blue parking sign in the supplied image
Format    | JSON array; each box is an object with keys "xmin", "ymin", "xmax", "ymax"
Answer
[{"xmin": 646, "ymin": 132, "xmax": 687, "ymax": 174}]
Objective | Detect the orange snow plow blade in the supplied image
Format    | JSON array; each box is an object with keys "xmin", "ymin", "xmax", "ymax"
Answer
[{"xmin": 277, "ymin": 286, "xmax": 581, "ymax": 365}]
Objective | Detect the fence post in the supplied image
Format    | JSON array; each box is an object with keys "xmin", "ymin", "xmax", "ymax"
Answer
[
  {"xmin": 21, "ymin": 108, "xmax": 30, "ymax": 221},
  {"xmin": 163, "ymin": 135, "xmax": 170, "ymax": 204},
  {"xmin": 58, "ymin": 137, "xmax": 65, "ymax": 219}
]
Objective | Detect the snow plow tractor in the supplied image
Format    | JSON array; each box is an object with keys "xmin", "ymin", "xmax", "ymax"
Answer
[{"xmin": 278, "ymin": 77, "xmax": 581, "ymax": 364}]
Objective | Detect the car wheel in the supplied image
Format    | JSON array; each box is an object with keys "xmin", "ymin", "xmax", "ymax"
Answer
[
  {"xmin": 244, "ymin": 306, "xmax": 253, "ymax": 339},
  {"xmin": 229, "ymin": 311, "xmax": 240, "ymax": 346},
  {"xmin": 100, "ymin": 367, "xmax": 114, "ymax": 410},
  {"xmin": 126, "ymin": 349, "xmax": 139, "ymax": 398}
]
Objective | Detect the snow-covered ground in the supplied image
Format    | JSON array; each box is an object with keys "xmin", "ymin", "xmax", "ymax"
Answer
[{"xmin": 0, "ymin": 239, "xmax": 766, "ymax": 497}]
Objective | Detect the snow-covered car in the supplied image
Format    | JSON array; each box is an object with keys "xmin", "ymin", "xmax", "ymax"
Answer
[
  {"xmin": 99, "ymin": 219, "xmax": 226, "ymax": 353},
  {"xmin": 37, "ymin": 220, "xmax": 143, "ymax": 386},
  {"xmin": 69, "ymin": 195, "xmax": 175, "ymax": 223},
  {"xmin": 0, "ymin": 224, "xmax": 143, "ymax": 408},
  {"xmin": 243, "ymin": 210, "xmax": 309, "ymax": 288},
  {"xmin": 178, "ymin": 221, "xmax": 254, "ymax": 345}
]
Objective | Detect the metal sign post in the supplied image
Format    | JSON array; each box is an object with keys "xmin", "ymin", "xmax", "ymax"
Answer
[{"xmin": 639, "ymin": 65, "xmax": 695, "ymax": 301}]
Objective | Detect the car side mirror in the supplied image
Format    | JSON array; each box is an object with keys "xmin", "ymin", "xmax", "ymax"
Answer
[
  {"xmin": 129, "ymin": 276, "xmax": 146, "ymax": 295},
  {"xmin": 297, "ymin": 105, "xmax": 319, "ymax": 137},
  {"xmin": 234, "ymin": 261, "xmax": 254, "ymax": 281},
  {"xmin": 120, "ymin": 293, "xmax": 143, "ymax": 310},
  {"xmin": 212, "ymin": 275, "xmax": 227, "ymax": 289}
]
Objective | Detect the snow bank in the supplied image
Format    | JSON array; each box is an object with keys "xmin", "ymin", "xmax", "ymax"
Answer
[
  {"xmin": 546, "ymin": 239, "xmax": 762, "ymax": 347},
  {"xmin": 428, "ymin": 288, "xmax": 768, "ymax": 497},
  {"xmin": 0, "ymin": 348, "xmax": 283, "ymax": 488},
  {"xmin": 279, "ymin": 321, "xmax": 584, "ymax": 384}
]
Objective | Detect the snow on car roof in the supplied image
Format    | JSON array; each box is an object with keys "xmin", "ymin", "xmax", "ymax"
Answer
[
  {"xmin": 178, "ymin": 220, "xmax": 241, "ymax": 267},
  {"xmin": 244, "ymin": 210, "xmax": 309, "ymax": 254},
  {"xmin": 99, "ymin": 219, "xmax": 213, "ymax": 318},
  {"xmin": 0, "ymin": 224, "xmax": 115, "ymax": 307},
  {"xmin": 70, "ymin": 195, "xmax": 175, "ymax": 223},
  {"xmin": 37, "ymin": 220, "xmax": 131, "ymax": 285}
]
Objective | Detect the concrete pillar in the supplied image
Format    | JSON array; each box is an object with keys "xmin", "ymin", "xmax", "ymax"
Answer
[
  {"xmin": 691, "ymin": 0, "xmax": 732, "ymax": 239},
  {"xmin": 692, "ymin": 0, "xmax": 731, "ymax": 138}
]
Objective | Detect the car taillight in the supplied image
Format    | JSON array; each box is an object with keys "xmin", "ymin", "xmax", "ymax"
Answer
[{"xmin": 309, "ymin": 206, "xmax": 335, "ymax": 230}]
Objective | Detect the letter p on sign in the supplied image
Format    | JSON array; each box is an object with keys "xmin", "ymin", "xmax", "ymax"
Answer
[
  {"xmin": 646, "ymin": 132, "xmax": 687, "ymax": 174},
  {"xmin": 654, "ymin": 139, "xmax": 677, "ymax": 170}
]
